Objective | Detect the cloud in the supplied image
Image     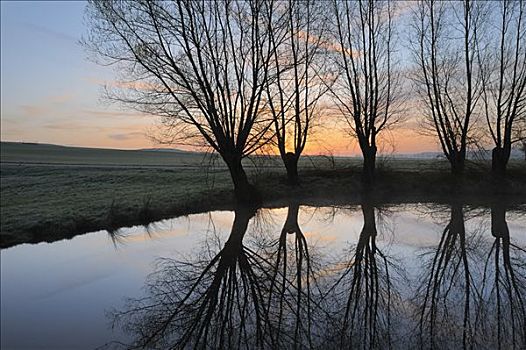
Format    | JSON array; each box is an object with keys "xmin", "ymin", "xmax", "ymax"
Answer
[
  {"xmin": 84, "ymin": 76, "xmax": 166, "ymax": 93},
  {"xmin": 19, "ymin": 104, "xmax": 49, "ymax": 116},
  {"xmin": 24, "ymin": 23, "xmax": 77, "ymax": 43},
  {"xmin": 48, "ymin": 94, "xmax": 74, "ymax": 104},
  {"xmin": 108, "ymin": 131, "xmax": 145, "ymax": 141},
  {"xmin": 81, "ymin": 109, "xmax": 145, "ymax": 119},
  {"xmin": 44, "ymin": 122, "xmax": 105, "ymax": 132}
]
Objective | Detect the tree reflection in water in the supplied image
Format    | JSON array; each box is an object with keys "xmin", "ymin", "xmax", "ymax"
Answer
[
  {"xmin": 325, "ymin": 202, "xmax": 404, "ymax": 350},
  {"xmin": 108, "ymin": 204, "xmax": 326, "ymax": 349},
  {"xmin": 105, "ymin": 203, "xmax": 525, "ymax": 349},
  {"xmin": 475, "ymin": 204, "xmax": 526, "ymax": 349},
  {"xmin": 415, "ymin": 203, "xmax": 526, "ymax": 350},
  {"xmin": 262, "ymin": 202, "xmax": 318, "ymax": 348},
  {"xmin": 416, "ymin": 204, "xmax": 476, "ymax": 349},
  {"xmin": 109, "ymin": 206, "xmax": 272, "ymax": 349}
]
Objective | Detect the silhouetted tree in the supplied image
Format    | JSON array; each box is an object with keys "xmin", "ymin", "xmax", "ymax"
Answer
[
  {"xmin": 84, "ymin": 1, "xmax": 277, "ymax": 203},
  {"xmin": 478, "ymin": 0, "xmax": 526, "ymax": 177},
  {"xmin": 411, "ymin": 0, "xmax": 486, "ymax": 175},
  {"xmin": 265, "ymin": 1, "xmax": 329, "ymax": 185},
  {"xmin": 329, "ymin": 0, "xmax": 402, "ymax": 184}
]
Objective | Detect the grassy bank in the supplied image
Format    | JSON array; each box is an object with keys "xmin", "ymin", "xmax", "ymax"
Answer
[{"xmin": 1, "ymin": 142, "xmax": 525, "ymax": 248}]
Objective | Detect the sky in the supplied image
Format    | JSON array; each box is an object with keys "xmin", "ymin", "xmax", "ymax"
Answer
[{"xmin": 0, "ymin": 1, "xmax": 438, "ymax": 155}]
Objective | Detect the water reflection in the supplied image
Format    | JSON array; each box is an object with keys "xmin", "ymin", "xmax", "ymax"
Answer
[
  {"xmin": 109, "ymin": 207, "xmax": 269, "ymax": 349},
  {"xmin": 415, "ymin": 204, "xmax": 478, "ymax": 349},
  {"xmin": 263, "ymin": 203, "xmax": 317, "ymax": 348},
  {"xmin": 326, "ymin": 203, "xmax": 404, "ymax": 349},
  {"xmin": 415, "ymin": 204, "xmax": 526, "ymax": 350},
  {"xmin": 103, "ymin": 203, "xmax": 526, "ymax": 349},
  {"xmin": 476, "ymin": 204, "xmax": 526, "ymax": 349}
]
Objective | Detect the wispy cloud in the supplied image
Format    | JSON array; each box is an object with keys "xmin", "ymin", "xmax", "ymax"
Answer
[
  {"xmin": 81, "ymin": 109, "xmax": 145, "ymax": 119},
  {"xmin": 24, "ymin": 23, "xmax": 77, "ymax": 43},
  {"xmin": 48, "ymin": 93, "xmax": 74, "ymax": 104},
  {"xmin": 19, "ymin": 104, "xmax": 49, "ymax": 116},
  {"xmin": 108, "ymin": 131, "xmax": 145, "ymax": 141},
  {"xmin": 44, "ymin": 122, "xmax": 105, "ymax": 132}
]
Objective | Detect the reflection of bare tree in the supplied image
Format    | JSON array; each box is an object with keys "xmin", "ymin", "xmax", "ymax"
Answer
[
  {"xmin": 263, "ymin": 203, "xmax": 317, "ymax": 348},
  {"xmin": 417, "ymin": 204, "xmax": 473, "ymax": 349},
  {"xmin": 327, "ymin": 203, "xmax": 402, "ymax": 349},
  {"xmin": 108, "ymin": 204, "xmax": 324, "ymax": 349},
  {"xmin": 106, "ymin": 203, "xmax": 525, "ymax": 349},
  {"xmin": 475, "ymin": 204, "xmax": 526, "ymax": 350},
  {"xmin": 109, "ymin": 207, "xmax": 274, "ymax": 349}
]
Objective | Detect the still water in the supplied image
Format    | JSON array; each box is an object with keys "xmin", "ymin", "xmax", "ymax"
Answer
[{"xmin": 1, "ymin": 203, "xmax": 525, "ymax": 349}]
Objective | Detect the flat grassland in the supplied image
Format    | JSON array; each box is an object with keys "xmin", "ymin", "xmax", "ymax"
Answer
[{"xmin": 1, "ymin": 141, "xmax": 525, "ymax": 248}]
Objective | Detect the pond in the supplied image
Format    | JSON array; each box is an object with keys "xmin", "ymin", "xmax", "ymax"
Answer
[{"xmin": 1, "ymin": 203, "xmax": 525, "ymax": 349}]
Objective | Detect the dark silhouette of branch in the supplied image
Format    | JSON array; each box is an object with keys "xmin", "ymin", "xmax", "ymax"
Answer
[
  {"xmin": 328, "ymin": 0, "xmax": 403, "ymax": 184},
  {"xmin": 477, "ymin": 0, "xmax": 526, "ymax": 177},
  {"xmin": 410, "ymin": 0, "xmax": 487, "ymax": 175},
  {"xmin": 84, "ymin": 0, "xmax": 279, "ymax": 203}
]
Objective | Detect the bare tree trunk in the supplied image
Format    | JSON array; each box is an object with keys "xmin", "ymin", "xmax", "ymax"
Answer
[
  {"xmin": 492, "ymin": 146, "xmax": 511, "ymax": 178},
  {"xmin": 450, "ymin": 152, "xmax": 466, "ymax": 176},
  {"xmin": 223, "ymin": 154, "xmax": 258, "ymax": 204},
  {"xmin": 283, "ymin": 152, "xmax": 299, "ymax": 186},
  {"xmin": 491, "ymin": 204, "xmax": 509, "ymax": 239},
  {"xmin": 361, "ymin": 202, "xmax": 377, "ymax": 235},
  {"xmin": 282, "ymin": 202, "xmax": 301, "ymax": 233},
  {"xmin": 362, "ymin": 145, "xmax": 377, "ymax": 184}
]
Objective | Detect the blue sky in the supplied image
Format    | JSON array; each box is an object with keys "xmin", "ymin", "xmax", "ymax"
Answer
[{"xmin": 1, "ymin": 0, "xmax": 151, "ymax": 148}]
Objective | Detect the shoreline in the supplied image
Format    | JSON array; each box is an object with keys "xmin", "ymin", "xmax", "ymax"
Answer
[{"xmin": 2, "ymin": 165, "xmax": 525, "ymax": 249}]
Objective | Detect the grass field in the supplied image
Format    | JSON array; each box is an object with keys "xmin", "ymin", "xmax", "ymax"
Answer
[{"xmin": 1, "ymin": 142, "xmax": 525, "ymax": 248}]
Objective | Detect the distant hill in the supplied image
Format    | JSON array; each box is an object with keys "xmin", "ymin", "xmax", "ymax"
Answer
[
  {"xmin": 393, "ymin": 149, "xmax": 524, "ymax": 160},
  {"xmin": 139, "ymin": 147, "xmax": 199, "ymax": 154},
  {"xmin": 2, "ymin": 142, "xmax": 523, "ymax": 166},
  {"xmin": 0, "ymin": 141, "xmax": 207, "ymax": 167}
]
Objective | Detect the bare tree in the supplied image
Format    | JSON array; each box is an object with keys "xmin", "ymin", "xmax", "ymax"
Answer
[
  {"xmin": 265, "ymin": 0, "xmax": 329, "ymax": 185},
  {"xmin": 478, "ymin": 0, "xmax": 526, "ymax": 177},
  {"xmin": 84, "ymin": 0, "xmax": 277, "ymax": 203},
  {"xmin": 329, "ymin": 0, "xmax": 401, "ymax": 184},
  {"xmin": 411, "ymin": 0, "xmax": 486, "ymax": 175}
]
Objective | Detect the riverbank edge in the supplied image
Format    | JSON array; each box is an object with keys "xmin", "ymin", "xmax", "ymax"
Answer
[{"xmin": 2, "ymin": 167, "xmax": 525, "ymax": 249}]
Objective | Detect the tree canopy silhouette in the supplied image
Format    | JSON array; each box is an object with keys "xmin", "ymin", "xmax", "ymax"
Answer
[
  {"xmin": 84, "ymin": 0, "xmax": 278, "ymax": 202},
  {"xmin": 411, "ymin": 0, "xmax": 486, "ymax": 175},
  {"xmin": 328, "ymin": 0, "xmax": 402, "ymax": 184}
]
